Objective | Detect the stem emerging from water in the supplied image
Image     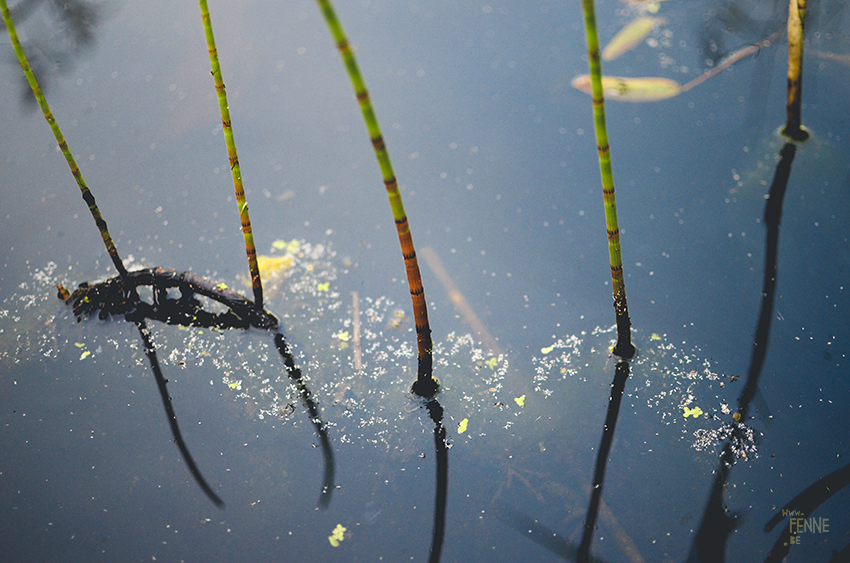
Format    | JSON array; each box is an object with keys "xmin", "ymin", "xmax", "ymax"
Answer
[
  {"xmin": 315, "ymin": 0, "xmax": 436, "ymax": 395},
  {"xmin": 2, "ymin": 0, "xmax": 127, "ymax": 279},
  {"xmin": 783, "ymin": 0, "xmax": 809, "ymax": 141},
  {"xmin": 579, "ymin": 0, "xmax": 635, "ymax": 359},
  {"xmin": 198, "ymin": 0, "xmax": 264, "ymax": 308}
]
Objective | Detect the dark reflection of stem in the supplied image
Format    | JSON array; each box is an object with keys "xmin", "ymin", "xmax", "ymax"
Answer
[
  {"xmin": 135, "ymin": 320, "xmax": 225, "ymax": 509},
  {"xmin": 763, "ymin": 463, "xmax": 850, "ymax": 562},
  {"xmin": 272, "ymin": 333, "xmax": 335, "ymax": 509},
  {"xmin": 736, "ymin": 142, "xmax": 796, "ymax": 423},
  {"xmin": 688, "ymin": 143, "xmax": 797, "ymax": 562},
  {"xmin": 577, "ymin": 360, "xmax": 630, "ymax": 563},
  {"xmin": 422, "ymin": 398, "xmax": 448, "ymax": 563}
]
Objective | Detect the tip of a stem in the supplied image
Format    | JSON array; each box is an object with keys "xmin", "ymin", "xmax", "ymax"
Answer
[
  {"xmin": 613, "ymin": 340, "xmax": 636, "ymax": 360},
  {"xmin": 781, "ymin": 124, "xmax": 810, "ymax": 142},
  {"xmin": 411, "ymin": 376, "xmax": 440, "ymax": 398}
]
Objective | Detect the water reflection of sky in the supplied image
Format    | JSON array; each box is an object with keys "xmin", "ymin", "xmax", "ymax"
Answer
[{"xmin": 2, "ymin": 0, "xmax": 849, "ymax": 561}]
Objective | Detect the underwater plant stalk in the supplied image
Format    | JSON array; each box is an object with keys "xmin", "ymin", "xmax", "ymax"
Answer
[
  {"xmin": 579, "ymin": 0, "xmax": 635, "ymax": 359},
  {"xmin": 198, "ymin": 0, "xmax": 264, "ymax": 308},
  {"xmin": 783, "ymin": 0, "xmax": 809, "ymax": 141},
  {"xmin": 1, "ymin": 0, "xmax": 128, "ymax": 279},
  {"xmin": 315, "ymin": 0, "xmax": 436, "ymax": 395}
]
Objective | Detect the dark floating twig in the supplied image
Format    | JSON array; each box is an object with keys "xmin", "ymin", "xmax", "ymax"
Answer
[{"xmin": 62, "ymin": 267, "xmax": 278, "ymax": 330}]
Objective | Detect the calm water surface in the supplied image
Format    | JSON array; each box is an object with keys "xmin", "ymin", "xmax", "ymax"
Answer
[{"xmin": 2, "ymin": 0, "xmax": 849, "ymax": 561}]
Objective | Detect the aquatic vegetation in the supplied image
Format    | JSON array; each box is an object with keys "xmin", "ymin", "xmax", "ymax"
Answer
[
  {"xmin": 571, "ymin": 74, "xmax": 681, "ymax": 102},
  {"xmin": 601, "ymin": 16, "xmax": 664, "ymax": 61}
]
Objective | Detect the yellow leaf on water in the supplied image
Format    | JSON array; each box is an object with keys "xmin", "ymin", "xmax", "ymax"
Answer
[
  {"xmin": 540, "ymin": 346, "xmax": 554, "ymax": 354},
  {"xmin": 602, "ymin": 17, "xmax": 663, "ymax": 61},
  {"xmin": 683, "ymin": 406, "xmax": 703, "ymax": 418},
  {"xmin": 485, "ymin": 357, "xmax": 498, "ymax": 369},
  {"xmin": 228, "ymin": 380, "xmax": 242, "ymax": 390},
  {"xmin": 255, "ymin": 255, "xmax": 293, "ymax": 285},
  {"xmin": 335, "ymin": 331, "xmax": 350, "ymax": 342},
  {"xmin": 458, "ymin": 418, "xmax": 469, "ymax": 433},
  {"xmin": 514, "ymin": 395, "xmax": 526, "ymax": 407},
  {"xmin": 328, "ymin": 524, "xmax": 347, "ymax": 547},
  {"xmin": 80, "ymin": 350, "xmax": 91, "ymax": 360},
  {"xmin": 75, "ymin": 342, "xmax": 85, "ymax": 348},
  {"xmin": 651, "ymin": 333, "xmax": 662, "ymax": 341},
  {"xmin": 216, "ymin": 282, "xmax": 228, "ymax": 291},
  {"xmin": 571, "ymin": 75, "xmax": 681, "ymax": 102},
  {"xmin": 317, "ymin": 282, "xmax": 330, "ymax": 292}
]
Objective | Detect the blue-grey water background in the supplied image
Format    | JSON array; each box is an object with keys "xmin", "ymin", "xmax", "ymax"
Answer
[{"xmin": 2, "ymin": 0, "xmax": 849, "ymax": 561}]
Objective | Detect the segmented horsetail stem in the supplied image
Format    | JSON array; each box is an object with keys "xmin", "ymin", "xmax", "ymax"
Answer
[
  {"xmin": 315, "ymin": 0, "xmax": 436, "ymax": 394},
  {"xmin": 580, "ymin": 0, "xmax": 635, "ymax": 359},
  {"xmin": 783, "ymin": 0, "xmax": 809, "ymax": 141},
  {"xmin": 198, "ymin": 0, "xmax": 264, "ymax": 309},
  {"xmin": 1, "ymin": 0, "xmax": 128, "ymax": 279}
]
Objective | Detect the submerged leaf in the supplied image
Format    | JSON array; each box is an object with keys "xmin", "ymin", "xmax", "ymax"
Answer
[
  {"xmin": 602, "ymin": 16, "xmax": 663, "ymax": 61},
  {"xmin": 571, "ymin": 75, "xmax": 681, "ymax": 102}
]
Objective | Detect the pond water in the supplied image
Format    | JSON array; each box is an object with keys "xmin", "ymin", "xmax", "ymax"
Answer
[{"xmin": 2, "ymin": 0, "xmax": 849, "ymax": 561}]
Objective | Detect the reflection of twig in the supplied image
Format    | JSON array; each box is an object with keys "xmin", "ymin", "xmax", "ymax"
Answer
[
  {"xmin": 273, "ymin": 333, "xmax": 335, "ymax": 509},
  {"xmin": 352, "ymin": 291, "xmax": 362, "ymax": 373},
  {"xmin": 136, "ymin": 320, "xmax": 225, "ymax": 508},
  {"xmin": 420, "ymin": 246, "xmax": 501, "ymax": 355}
]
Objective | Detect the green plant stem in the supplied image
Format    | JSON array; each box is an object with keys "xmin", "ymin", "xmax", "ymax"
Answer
[
  {"xmin": 1, "ymin": 0, "xmax": 128, "ymax": 279},
  {"xmin": 580, "ymin": 0, "xmax": 635, "ymax": 359},
  {"xmin": 315, "ymin": 0, "xmax": 436, "ymax": 395},
  {"xmin": 783, "ymin": 0, "xmax": 809, "ymax": 141},
  {"xmin": 198, "ymin": 0, "xmax": 264, "ymax": 308}
]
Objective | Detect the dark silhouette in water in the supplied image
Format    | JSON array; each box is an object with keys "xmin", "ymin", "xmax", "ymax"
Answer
[
  {"xmin": 689, "ymin": 142, "xmax": 797, "ymax": 562},
  {"xmin": 60, "ymin": 266, "xmax": 336, "ymax": 509}
]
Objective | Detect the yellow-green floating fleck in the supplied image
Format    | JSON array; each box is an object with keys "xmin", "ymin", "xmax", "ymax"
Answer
[
  {"xmin": 683, "ymin": 406, "xmax": 703, "ymax": 418},
  {"xmin": 485, "ymin": 357, "xmax": 498, "ymax": 369},
  {"xmin": 80, "ymin": 350, "xmax": 91, "ymax": 360},
  {"xmin": 601, "ymin": 16, "xmax": 663, "ymax": 61},
  {"xmin": 317, "ymin": 282, "xmax": 330, "ymax": 292},
  {"xmin": 514, "ymin": 395, "xmax": 526, "ymax": 407},
  {"xmin": 458, "ymin": 418, "xmax": 469, "ymax": 434},
  {"xmin": 328, "ymin": 524, "xmax": 347, "ymax": 547},
  {"xmin": 540, "ymin": 346, "xmax": 554, "ymax": 355},
  {"xmin": 571, "ymin": 75, "xmax": 681, "ymax": 102}
]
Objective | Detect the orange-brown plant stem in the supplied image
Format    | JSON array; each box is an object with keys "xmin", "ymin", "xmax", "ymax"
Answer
[{"xmin": 316, "ymin": 0, "xmax": 436, "ymax": 395}]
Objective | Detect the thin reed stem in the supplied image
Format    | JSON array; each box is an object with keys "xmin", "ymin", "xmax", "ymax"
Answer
[
  {"xmin": 198, "ymin": 0, "xmax": 264, "ymax": 308},
  {"xmin": 1, "ymin": 0, "xmax": 127, "ymax": 279},
  {"xmin": 315, "ymin": 0, "xmax": 436, "ymax": 394},
  {"xmin": 783, "ymin": 0, "xmax": 809, "ymax": 141},
  {"xmin": 580, "ymin": 0, "xmax": 635, "ymax": 359}
]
